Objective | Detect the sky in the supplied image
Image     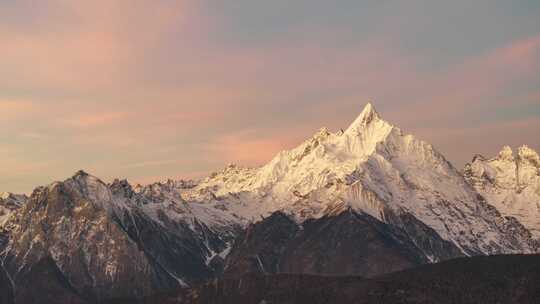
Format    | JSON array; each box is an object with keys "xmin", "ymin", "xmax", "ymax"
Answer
[{"xmin": 1, "ymin": 0, "xmax": 539, "ymax": 193}]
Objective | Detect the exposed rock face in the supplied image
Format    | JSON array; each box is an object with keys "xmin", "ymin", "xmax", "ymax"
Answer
[
  {"xmin": 108, "ymin": 179, "xmax": 240, "ymax": 284},
  {"xmin": 0, "ymin": 236, "xmax": 14, "ymax": 304},
  {"xmin": 0, "ymin": 192, "xmax": 26, "ymax": 228},
  {"xmin": 464, "ymin": 145, "xmax": 540, "ymax": 237},
  {"xmin": 0, "ymin": 103, "xmax": 538, "ymax": 302},
  {"xmin": 224, "ymin": 210, "xmax": 462, "ymax": 279},
  {"xmin": 0, "ymin": 172, "xmax": 241, "ymax": 303},
  {"xmin": 224, "ymin": 212, "xmax": 300, "ymax": 277},
  {"xmin": 7, "ymin": 256, "xmax": 89, "ymax": 304},
  {"xmin": 0, "ymin": 176, "xmax": 176, "ymax": 303}
]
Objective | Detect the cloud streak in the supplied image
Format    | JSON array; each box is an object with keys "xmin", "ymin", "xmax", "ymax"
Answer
[{"xmin": 0, "ymin": 1, "xmax": 539, "ymax": 193}]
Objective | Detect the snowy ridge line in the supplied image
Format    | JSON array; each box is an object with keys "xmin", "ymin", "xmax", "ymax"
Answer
[
  {"xmin": 1, "ymin": 102, "xmax": 537, "ymax": 266},
  {"xmin": 180, "ymin": 103, "xmax": 537, "ymax": 255},
  {"xmin": 464, "ymin": 145, "xmax": 540, "ymax": 238}
]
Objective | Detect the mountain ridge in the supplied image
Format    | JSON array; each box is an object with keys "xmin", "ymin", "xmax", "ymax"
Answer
[
  {"xmin": 1, "ymin": 102, "xmax": 539, "ymax": 303},
  {"xmin": 464, "ymin": 145, "xmax": 540, "ymax": 237},
  {"xmin": 179, "ymin": 103, "xmax": 537, "ymax": 255}
]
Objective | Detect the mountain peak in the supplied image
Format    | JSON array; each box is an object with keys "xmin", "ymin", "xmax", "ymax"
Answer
[
  {"xmin": 0, "ymin": 191, "xmax": 10, "ymax": 200},
  {"xmin": 357, "ymin": 102, "xmax": 380, "ymax": 123},
  {"xmin": 497, "ymin": 146, "xmax": 514, "ymax": 161},
  {"xmin": 517, "ymin": 145, "xmax": 540, "ymax": 166},
  {"xmin": 67, "ymin": 170, "xmax": 107, "ymax": 191},
  {"xmin": 73, "ymin": 169, "xmax": 90, "ymax": 178},
  {"xmin": 471, "ymin": 154, "xmax": 487, "ymax": 163},
  {"xmin": 362, "ymin": 101, "xmax": 375, "ymax": 112},
  {"xmin": 345, "ymin": 102, "xmax": 382, "ymax": 134},
  {"xmin": 313, "ymin": 127, "xmax": 331, "ymax": 140}
]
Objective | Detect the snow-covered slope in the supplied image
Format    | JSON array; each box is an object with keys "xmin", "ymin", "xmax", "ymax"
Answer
[
  {"xmin": 183, "ymin": 103, "xmax": 536, "ymax": 255},
  {"xmin": 464, "ymin": 146, "xmax": 540, "ymax": 238},
  {"xmin": 2, "ymin": 102, "xmax": 537, "ymax": 302}
]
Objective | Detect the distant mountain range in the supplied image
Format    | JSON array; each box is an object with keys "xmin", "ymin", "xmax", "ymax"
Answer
[{"xmin": 1, "ymin": 103, "xmax": 539, "ymax": 303}]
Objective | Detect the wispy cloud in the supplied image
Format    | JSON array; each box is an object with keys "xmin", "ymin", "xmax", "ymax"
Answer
[
  {"xmin": 123, "ymin": 159, "xmax": 185, "ymax": 169},
  {"xmin": 0, "ymin": 1, "xmax": 539, "ymax": 193},
  {"xmin": 63, "ymin": 112, "xmax": 130, "ymax": 128},
  {"xmin": 206, "ymin": 129, "xmax": 306, "ymax": 166},
  {"xmin": 0, "ymin": 100, "xmax": 38, "ymax": 120}
]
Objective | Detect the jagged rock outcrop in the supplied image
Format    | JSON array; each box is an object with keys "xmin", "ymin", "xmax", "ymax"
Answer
[
  {"xmin": 0, "ymin": 171, "xmax": 241, "ymax": 303},
  {"xmin": 0, "ymin": 192, "xmax": 26, "ymax": 228},
  {"xmin": 0, "ymin": 103, "xmax": 537, "ymax": 302},
  {"xmin": 464, "ymin": 145, "xmax": 540, "ymax": 238},
  {"xmin": 0, "ymin": 174, "xmax": 176, "ymax": 303}
]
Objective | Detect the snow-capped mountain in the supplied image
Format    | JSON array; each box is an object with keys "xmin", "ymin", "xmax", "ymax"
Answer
[
  {"xmin": 464, "ymin": 145, "xmax": 540, "ymax": 237},
  {"xmin": 183, "ymin": 103, "xmax": 536, "ymax": 255},
  {"xmin": 0, "ymin": 102, "xmax": 538, "ymax": 303},
  {"xmin": 0, "ymin": 171, "xmax": 241, "ymax": 302}
]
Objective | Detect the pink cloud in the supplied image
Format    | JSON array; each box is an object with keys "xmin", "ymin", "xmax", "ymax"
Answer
[
  {"xmin": 416, "ymin": 115, "xmax": 540, "ymax": 166},
  {"xmin": 484, "ymin": 34, "xmax": 540, "ymax": 71},
  {"xmin": 379, "ymin": 34, "xmax": 540, "ymax": 127},
  {"xmin": 0, "ymin": 100, "xmax": 41, "ymax": 126},
  {"xmin": 0, "ymin": 1, "xmax": 198, "ymax": 91},
  {"xmin": 207, "ymin": 129, "xmax": 307, "ymax": 166},
  {"xmin": 1, "ymin": 2, "xmax": 538, "ymax": 193},
  {"xmin": 63, "ymin": 112, "xmax": 130, "ymax": 128},
  {"xmin": 0, "ymin": 144, "xmax": 58, "ymax": 178},
  {"xmin": 0, "ymin": 100, "xmax": 36, "ymax": 113},
  {"xmin": 448, "ymin": 34, "xmax": 540, "ymax": 90}
]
